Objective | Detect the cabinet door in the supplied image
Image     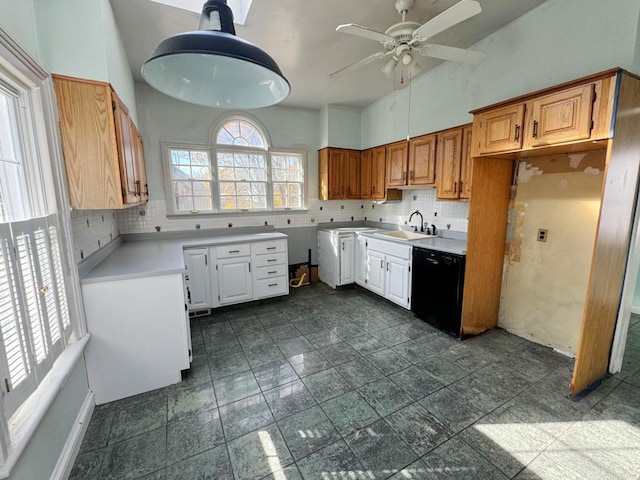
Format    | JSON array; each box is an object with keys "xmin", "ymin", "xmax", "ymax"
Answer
[
  {"xmin": 459, "ymin": 126, "xmax": 473, "ymax": 200},
  {"xmin": 328, "ymin": 149, "xmax": 345, "ymax": 199},
  {"xmin": 386, "ymin": 141, "xmax": 409, "ymax": 187},
  {"xmin": 525, "ymin": 83, "xmax": 594, "ymax": 148},
  {"xmin": 371, "ymin": 146, "xmax": 387, "ymax": 200},
  {"xmin": 113, "ymin": 92, "xmax": 140, "ymax": 204},
  {"xmin": 339, "ymin": 236, "xmax": 355, "ymax": 285},
  {"xmin": 344, "ymin": 150, "xmax": 361, "ymax": 199},
  {"xmin": 355, "ymin": 236, "xmax": 367, "ymax": 287},
  {"xmin": 184, "ymin": 248, "xmax": 211, "ymax": 310},
  {"xmin": 217, "ymin": 257, "xmax": 253, "ymax": 305},
  {"xmin": 360, "ymin": 149, "xmax": 372, "ymax": 199},
  {"xmin": 385, "ymin": 256, "xmax": 411, "ymax": 309},
  {"xmin": 436, "ymin": 128, "xmax": 463, "ymax": 200},
  {"xmin": 408, "ymin": 134, "xmax": 436, "ymax": 185},
  {"xmin": 53, "ymin": 75, "xmax": 122, "ymax": 209},
  {"xmin": 131, "ymin": 121, "xmax": 148, "ymax": 202},
  {"xmin": 475, "ymin": 104, "xmax": 525, "ymax": 154},
  {"xmin": 366, "ymin": 250, "xmax": 385, "ymax": 296}
]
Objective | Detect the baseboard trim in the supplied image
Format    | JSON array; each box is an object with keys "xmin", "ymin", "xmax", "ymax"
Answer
[{"xmin": 50, "ymin": 391, "xmax": 95, "ymax": 480}]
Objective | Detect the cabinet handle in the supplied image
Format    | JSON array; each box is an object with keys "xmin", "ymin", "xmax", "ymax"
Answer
[
  {"xmin": 267, "ymin": 246, "xmax": 276, "ymax": 250},
  {"xmin": 248, "ymin": 262, "xmax": 251, "ymax": 272},
  {"xmin": 135, "ymin": 180, "xmax": 141, "ymax": 196},
  {"xmin": 229, "ymin": 250, "xmax": 240, "ymax": 254},
  {"xmin": 454, "ymin": 181, "xmax": 458, "ymax": 193},
  {"xmin": 459, "ymin": 181, "xmax": 463, "ymax": 194},
  {"xmin": 342, "ymin": 242, "xmax": 345, "ymax": 250},
  {"xmin": 402, "ymin": 171, "xmax": 406, "ymax": 181},
  {"xmin": 532, "ymin": 120, "xmax": 539, "ymax": 138},
  {"xmin": 268, "ymin": 271, "xmax": 277, "ymax": 274},
  {"xmin": 205, "ymin": 254, "xmax": 207, "ymax": 266},
  {"xmin": 380, "ymin": 259, "xmax": 383, "ymax": 269},
  {"xmin": 267, "ymin": 258, "xmax": 277, "ymax": 262},
  {"xmin": 268, "ymin": 283, "xmax": 278, "ymax": 287},
  {"xmin": 386, "ymin": 262, "xmax": 389, "ymax": 271},
  {"xmin": 514, "ymin": 124, "xmax": 520, "ymax": 141},
  {"xmin": 409, "ymin": 170, "xmax": 414, "ymax": 180}
]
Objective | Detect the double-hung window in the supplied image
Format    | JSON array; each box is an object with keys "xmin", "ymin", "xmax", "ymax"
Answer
[
  {"xmin": 0, "ymin": 65, "xmax": 73, "ymax": 419},
  {"xmin": 164, "ymin": 116, "xmax": 306, "ymax": 214}
]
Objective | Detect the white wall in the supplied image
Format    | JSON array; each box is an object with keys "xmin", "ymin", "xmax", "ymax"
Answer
[
  {"xmin": 361, "ymin": 0, "xmax": 640, "ymax": 148},
  {"xmin": 0, "ymin": 1, "xmax": 39, "ymax": 57},
  {"xmin": 326, "ymin": 105, "xmax": 362, "ymax": 150}
]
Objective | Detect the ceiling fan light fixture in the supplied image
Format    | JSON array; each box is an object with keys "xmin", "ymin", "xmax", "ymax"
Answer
[
  {"xmin": 141, "ymin": 0, "xmax": 290, "ymax": 109},
  {"xmin": 381, "ymin": 57, "xmax": 398, "ymax": 78},
  {"xmin": 401, "ymin": 52, "xmax": 413, "ymax": 66},
  {"xmin": 409, "ymin": 61, "xmax": 422, "ymax": 77}
]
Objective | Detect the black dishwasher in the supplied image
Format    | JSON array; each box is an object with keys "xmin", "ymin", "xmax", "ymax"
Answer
[{"xmin": 411, "ymin": 247, "xmax": 465, "ymax": 338}]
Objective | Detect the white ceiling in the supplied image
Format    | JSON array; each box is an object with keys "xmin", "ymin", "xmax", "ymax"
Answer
[{"xmin": 109, "ymin": 0, "xmax": 548, "ymax": 110}]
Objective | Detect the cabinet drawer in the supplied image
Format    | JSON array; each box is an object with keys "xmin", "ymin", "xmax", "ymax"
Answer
[
  {"xmin": 367, "ymin": 238, "xmax": 412, "ymax": 260},
  {"xmin": 256, "ymin": 276, "xmax": 288, "ymax": 298},
  {"xmin": 256, "ymin": 264, "xmax": 288, "ymax": 280},
  {"xmin": 253, "ymin": 252, "xmax": 287, "ymax": 268},
  {"xmin": 216, "ymin": 243, "xmax": 251, "ymax": 258},
  {"xmin": 253, "ymin": 240, "xmax": 286, "ymax": 255}
]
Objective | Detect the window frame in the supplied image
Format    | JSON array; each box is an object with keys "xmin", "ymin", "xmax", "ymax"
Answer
[{"xmin": 162, "ymin": 117, "xmax": 308, "ymax": 216}]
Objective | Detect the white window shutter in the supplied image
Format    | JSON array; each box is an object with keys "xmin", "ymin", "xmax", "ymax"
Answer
[
  {"xmin": 0, "ymin": 224, "xmax": 35, "ymax": 417},
  {"xmin": 47, "ymin": 223, "xmax": 71, "ymax": 341}
]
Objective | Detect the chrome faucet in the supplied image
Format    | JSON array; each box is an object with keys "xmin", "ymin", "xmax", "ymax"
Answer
[{"xmin": 409, "ymin": 210, "xmax": 424, "ymax": 232}]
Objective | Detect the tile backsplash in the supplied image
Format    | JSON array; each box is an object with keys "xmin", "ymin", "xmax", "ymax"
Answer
[
  {"xmin": 116, "ymin": 188, "xmax": 469, "ymax": 235},
  {"xmin": 71, "ymin": 209, "xmax": 120, "ymax": 262}
]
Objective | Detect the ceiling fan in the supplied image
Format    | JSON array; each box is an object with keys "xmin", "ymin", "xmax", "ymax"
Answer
[{"xmin": 330, "ymin": 0, "xmax": 486, "ymax": 82}]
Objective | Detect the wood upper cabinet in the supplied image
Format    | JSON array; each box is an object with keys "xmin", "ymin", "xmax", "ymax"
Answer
[
  {"xmin": 459, "ymin": 125, "xmax": 473, "ymax": 199},
  {"xmin": 344, "ymin": 150, "xmax": 361, "ymax": 199},
  {"xmin": 131, "ymin": 121, "xmax": 148, "ymax": 202},
  {"xmin": 318, "ymin": 147, "xmax": 360, "ymax": 200},
  {"xmin": 474, "ymin": 103, "xmax": 525, "ymax": 155},
  {"xmin": 523, "ymin": 84, "xmax": 594, "ymax": 148},
  {"xmin": 436, "ymin": 127, "xmax": 463, "ymax": 200},
  {"xmin": 371, "ymin": 146, "xmax": 387, "ymax": 200},
  {"xmin": 360, "ymin": 149, "xmax": 372, "ymax": 199},
  {"xmin": 408, "ymin": 134, "xmax": 436, "ymax": 186},
  {"xmin": 386, "ymin": 141, "xmax": 409, "ymax": 187},
  {"xmin": 53, "ymin": 74, "xmax": 148, "ymax": 209},
  {"xmin": 472, "ymin": 74, "xmax": 616, "ymax": 156}
]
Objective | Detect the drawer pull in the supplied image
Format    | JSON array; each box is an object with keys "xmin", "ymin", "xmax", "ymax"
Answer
[
  {"xmin": 268, "ymin": 271, "xmax": 277, "ymax": 274},
  {"xmin": 268, "ymin": 283, "xmax": 278, "ymax": 287},
  {"xmin": 267, "ymin": 258, "xmax": 277, "ymax": 262},
  {"xmin": 267, "ymin": 246, "xmax": 277, "ymax": 250},
  {"xmin": 229, "ymin": 250, "xmax": 240, "ymax": 254}
]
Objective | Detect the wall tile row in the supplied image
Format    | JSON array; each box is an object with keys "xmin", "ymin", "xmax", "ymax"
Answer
[{"xmin": 70, "ymin": 209, "xmax": 119, "ymax": 262}]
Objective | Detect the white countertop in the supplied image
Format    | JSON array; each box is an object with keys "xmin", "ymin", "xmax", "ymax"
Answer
[
  {"xmin": 359, "ymin": 230, "xmax": 467, "ymax": 255},
  {"xmin": 82, "ymin": 232, "xmax": 288, "ymax": 284}
]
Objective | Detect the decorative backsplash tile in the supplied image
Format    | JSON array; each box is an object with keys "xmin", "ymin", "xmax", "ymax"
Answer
[
  {"xmin": 71, "ymin": 209, "xmax": 120, "ymax": 262},
  {"xmin": 116, "ymin": 189, "xmax": 469, "ymax": 234}
]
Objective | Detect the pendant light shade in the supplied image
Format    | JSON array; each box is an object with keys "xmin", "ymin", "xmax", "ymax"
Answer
[{"xmin": 142, "ymin": 0, "xmax": 290, "ymax": 109}]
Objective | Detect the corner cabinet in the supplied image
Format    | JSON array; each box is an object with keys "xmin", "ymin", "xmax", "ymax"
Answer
[
  {"xmin": 53, "ymin": 74, "xmax": 148, "ymax": 209},
  {"xmin": 318, "ymin": 148, "xmax": 360, "ymax": 200},
  {"xmin": 184, "ymin": 248, "xmax": 212, "ymax": 311}
]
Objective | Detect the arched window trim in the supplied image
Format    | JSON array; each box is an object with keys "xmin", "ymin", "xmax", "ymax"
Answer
[{"xmin": 210, "ymin": 113, "xmax": 271, "ymax": 150}]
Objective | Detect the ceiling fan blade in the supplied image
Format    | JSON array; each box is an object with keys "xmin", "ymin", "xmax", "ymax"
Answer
[
  {"xmin": 330, "ymin": 51, "xmax": 390, "ymax": 78},
  {"xmin": 412, "ymin": 0, "xmax": 482, "ymax": 41},
  {"xmin": 336, "ymin": 23, "xmax": 395, "ymax": 44},
  {"xmin": 419, "ymin": 44, "xmax": 486, "ymax": 65}
]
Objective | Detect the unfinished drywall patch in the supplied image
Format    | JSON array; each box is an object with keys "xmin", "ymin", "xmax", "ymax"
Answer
[{"xmin": 499, "ymin": 151, "xmax": 606, "ymax": 354}]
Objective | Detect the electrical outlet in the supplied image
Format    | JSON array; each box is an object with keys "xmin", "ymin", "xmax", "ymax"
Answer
[{"xmin": 537, "ymin": 228, "xmax": 548, "ymax": 242}]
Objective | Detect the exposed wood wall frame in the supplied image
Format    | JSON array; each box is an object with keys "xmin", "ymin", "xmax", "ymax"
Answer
[{"xmin": 570, "ymin": 72, "xmax": 640, "ymax": 395}]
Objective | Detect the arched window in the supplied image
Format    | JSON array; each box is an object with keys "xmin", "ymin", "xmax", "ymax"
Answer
[{"xmin": 163, "ymin": 115, "xmax": 305, "ymax": 214}]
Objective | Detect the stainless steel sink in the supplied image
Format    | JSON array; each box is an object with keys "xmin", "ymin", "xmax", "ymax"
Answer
[{"xmin": 374, "ymin": 230, "xmax": 438, "ymax": 241}]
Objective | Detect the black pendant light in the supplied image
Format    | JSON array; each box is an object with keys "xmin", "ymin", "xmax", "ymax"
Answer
[{"xmin": 142, "ymin": 0, "xmax": 290, "ymax": 109}]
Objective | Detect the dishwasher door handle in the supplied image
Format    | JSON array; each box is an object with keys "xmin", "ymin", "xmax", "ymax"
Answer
[{"xmin": 425, "ymin": 258, "xmax": 440, "ymax": 265}]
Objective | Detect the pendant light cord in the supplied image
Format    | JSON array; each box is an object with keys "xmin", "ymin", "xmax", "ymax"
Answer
[{"xmin": 406, "ymin": 69, "xmax": 412, "ymax": 141}]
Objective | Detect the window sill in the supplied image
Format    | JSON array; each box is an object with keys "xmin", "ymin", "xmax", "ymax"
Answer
[
  {"xmin": 166, "ymin": 208, "xmax": 309, "ymax": 218},
  {"xmin": 0, "ymin": 334, "xmax": 90, "ymax": 479}
]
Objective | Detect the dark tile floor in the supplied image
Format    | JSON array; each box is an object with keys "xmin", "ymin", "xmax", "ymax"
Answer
[{"xmin": 71, "ymin": 283, "xmax": 640, "ymax": 479}]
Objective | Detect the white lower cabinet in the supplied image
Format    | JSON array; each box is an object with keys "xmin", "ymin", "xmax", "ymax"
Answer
[
  {"xmin": 216, "ymin": 256, "xmax": 253, "ymax": 304},
  {"xmin": 362, "ymin": 237, "xmax": 412, "ymax": 309},
  {"xmin": 184, "ymin": 247, "xmax": 211, "ymax": 311},
  {"xmin": 355, "ymin": 235, "xmax": 367, "ymax": 287},
  {"xmin": 82, "ymin": 272, "xmax": 191, "ymax": 404},
  {"xmin": 340, "ymin": 236, "xmax": 355, "ymax": 285},
  {"xmin": 183, "ymin": 237, "xmax": 289, "ymax": 309}
]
